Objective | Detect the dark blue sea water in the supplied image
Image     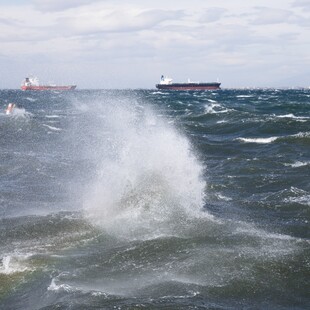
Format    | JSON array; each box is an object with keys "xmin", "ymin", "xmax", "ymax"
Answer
[{"xmin": 0, "ymin": 89, "xmax": 309, "ymax": 309}]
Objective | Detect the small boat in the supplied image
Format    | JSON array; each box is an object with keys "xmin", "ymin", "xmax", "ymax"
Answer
[
  {"xmin": 21, "ymin": 76, "xmax": 76, "ymax": 91},
  {"xmin": 156, "ymin": 75, "xmax": 221, "ymax": 90},
  {"xmin": 5, "ymin": 103, "xmax": 15, "ymax": 115}
]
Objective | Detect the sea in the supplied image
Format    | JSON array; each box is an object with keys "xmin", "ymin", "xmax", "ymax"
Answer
[{"xmin": 0, "ymin": 88, "xmax": 309, "ymax": 309}]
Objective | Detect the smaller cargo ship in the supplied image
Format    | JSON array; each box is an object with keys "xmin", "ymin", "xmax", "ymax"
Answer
[
  {"xmin": 21, "ymin": 76, "xmax": 76, "ymax": 91},
  {"xmin": 156, "ymin": 75, "xmax": 221, "ymax": 91}
]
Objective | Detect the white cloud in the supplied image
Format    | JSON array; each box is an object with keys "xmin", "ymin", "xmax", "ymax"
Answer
[
  {"xmin": 250, "ymin": 7, "xmax": 296, "ymax": 25},
  {"xmin": 292, "ymin": 0, "xmax": 310, "ymax": 11},
  {"xmin": 0, "ymin": 0, "xmax": 309, "ymax": 88},
  {"xmin": 60, "ymin": 9, "xmax": 185, "ymax": 35},
  {"xmin": 31, "ymin": 0, "xmax": 102, "ymax": 12},
  {"xmin": 199, "ymin": 7, "xmax": 227, "ymax": 23}
]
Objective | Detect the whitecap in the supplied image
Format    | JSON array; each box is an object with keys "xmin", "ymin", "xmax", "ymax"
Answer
[
  {"xmin": 284, "ymin": 196, "xmax": 310, "ymax": 206},
  {"xmin": 237, "ymin": 137, "xmax": 278, "ymax": 144},
  {"xmin": 48, "ymin": 278, "xmax": 74, "ymax": 292},
  {"xmin": 276, "ymin": 114, "xmax": 309, "ymax": 120},
  {"xmin": 204, "ymin": 103, "xmax": 230, "ymax": 114},
  {"xmin": 25, "ymin": 97, "xmax": 37, "ymax": 102},
  {"xmin": 43, "ymin": 124, "xmax": 62, "ymax": 131},
  {"xmin": 152, "ymin": 91, "xmax": 167, "ymax": 95},
  {"xmin": 284, "ymin": 161, "xmax": 310, "ymax": 168},
  {"xmin": 215, "ymin": 193, "xmax": 232, "ymax": 201},
  {"xmin": 45, "ymin": 115, "xmax": 61, "ymax": 119},
  {"xmin": 290, "ymin": 132, "xmax": 310, "ymax": 138}
]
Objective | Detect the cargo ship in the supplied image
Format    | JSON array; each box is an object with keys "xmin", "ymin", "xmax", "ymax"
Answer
[
  {"xmin": 156, "ymin": 75, "xmax": 221, "ymax": 90},
  {"xmin": 21, "ymin": 77, "xmax": 76, "ymax": 91}
]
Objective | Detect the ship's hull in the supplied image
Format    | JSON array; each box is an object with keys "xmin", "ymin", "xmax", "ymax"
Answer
[
  {"xmin": 21, "ymin": 85, "xmax": 76, "ymax": 91},
  {"xmin": 156, "ymin": 83, "xmax": 221, "ymax": 91}
]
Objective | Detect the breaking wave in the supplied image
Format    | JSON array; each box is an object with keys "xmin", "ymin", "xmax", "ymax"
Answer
[{"xmin": 82, "ymin": 98, "xmax": 209, "ymax": 240}]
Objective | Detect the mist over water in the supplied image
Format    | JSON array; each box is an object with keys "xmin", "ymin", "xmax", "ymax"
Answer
[{"xmin": 0, "ymin": 89, "xmax": 309, "ymax": 309}]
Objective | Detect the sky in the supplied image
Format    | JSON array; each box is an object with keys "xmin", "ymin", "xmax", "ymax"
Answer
[{"xmin": 0, "ymin": 0, "xmax": 309, "ymax": 89}]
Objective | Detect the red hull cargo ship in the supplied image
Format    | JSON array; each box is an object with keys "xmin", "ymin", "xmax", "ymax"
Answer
[
  {"xmin": 156, "ymin": 75, "xmax": 220, "ymax": 91},
  {"xmin": 21, "ymin": 77, "xmax": 76, "ymax": 91}
]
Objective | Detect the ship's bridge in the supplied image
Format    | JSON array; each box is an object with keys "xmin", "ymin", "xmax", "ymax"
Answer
[{"xmin": 159, "ymin": 75, "xmax": 173, "ymax": 85}]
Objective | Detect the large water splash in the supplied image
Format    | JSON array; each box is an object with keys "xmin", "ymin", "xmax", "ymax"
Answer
[{"xmin": 81, "ymin": 95, "xmax": 209, "ymax": 239}]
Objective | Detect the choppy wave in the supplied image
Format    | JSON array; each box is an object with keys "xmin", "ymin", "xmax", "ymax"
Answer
[{"xmin": 0, "ymin": 89, "xmax": 309, "ymax": 309}]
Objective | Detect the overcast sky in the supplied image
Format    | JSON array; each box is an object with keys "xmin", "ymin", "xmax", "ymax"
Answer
[{"xmin": 1, "ymin": 0, "xmax": 309, "ymax": 88}]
